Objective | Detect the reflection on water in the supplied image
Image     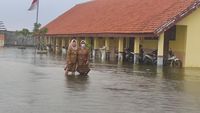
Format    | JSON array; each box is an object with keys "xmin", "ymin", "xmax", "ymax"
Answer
[
  {"xmin": 65, "ymin": 75, "xmax": 89, "ymax": 92},
  {"xmin": 0, "ymin": 47, "xmax": 200, "ymax": 113}
]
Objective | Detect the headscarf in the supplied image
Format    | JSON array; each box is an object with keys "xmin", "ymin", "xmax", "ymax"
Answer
[
  {"xmin": 80, "ymin": 40, "xmax": 86, "ymax": 48},
  {"xmin": 68, "ymin": 39, "xmax": 78, "ymax": 50},
  {"xmin": 80, "ymin": 40, "xmax": 86, "ymax": 44}
]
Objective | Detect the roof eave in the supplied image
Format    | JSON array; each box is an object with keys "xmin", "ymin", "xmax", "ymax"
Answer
[
  {"xmin": 45, "ymin": 32, "xmax": 157, "ymax": 38},
  {"xmin": 154, "ymin": 0, "xmax": 200, "ymax": 36}
]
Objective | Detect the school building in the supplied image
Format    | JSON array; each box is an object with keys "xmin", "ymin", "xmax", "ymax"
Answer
[{"xmin": 43, "ymin": 0, "xmax": 200, "ymax": 67}]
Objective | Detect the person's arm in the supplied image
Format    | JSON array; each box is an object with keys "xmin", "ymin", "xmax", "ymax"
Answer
[
  {"xmin": 76, "ymin": 49, "xmax": 79, "ymax": 64},
  {"xmin": 66, "ymin": 49, "xmax": 71, "ymax": 64},
  {"xmin": 64, "ymin": 49, "xmax": 71, "ymax": 70}
]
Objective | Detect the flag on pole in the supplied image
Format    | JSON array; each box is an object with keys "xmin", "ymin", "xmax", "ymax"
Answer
[{"xmin": 28, "ymin": 0, "xmax": 39, "ymax": 11}]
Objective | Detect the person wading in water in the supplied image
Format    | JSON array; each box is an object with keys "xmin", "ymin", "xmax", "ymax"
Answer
[
  {"xmin": 65, "ymin": 39, "xmax": 78, "ymax": 75},
  {"xmin": 77, "ymin": 40, "xmax": 90, "ymax": 75}
]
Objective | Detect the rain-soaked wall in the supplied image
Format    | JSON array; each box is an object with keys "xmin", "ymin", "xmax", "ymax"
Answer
[
  {"xmin": 177, "ymin": 7, "xmax": 200, "ymax": 67},
  {"xmin": 169, "ymin": 26, "xmax": 187, "ymax": 66},
  {"xmin": 141, "ymin": 39, "xmax": 158, "ymax": 53},
  {"xmin": 98, "ymin": 38, "xmax": 105, "ymax": 48},
  {"xmin": 108, "ymin": 38, "xmax": 119, "ymax": 58}
]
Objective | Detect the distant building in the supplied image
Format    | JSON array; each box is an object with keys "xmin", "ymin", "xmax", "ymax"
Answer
[
  {"xmin": 4, "ymin": 31, "xmax": 35, "ymax": 47},
  {"xmin": 0, "ymin": 21, "xmax": 6, "ymax": 47},
  {"xmin": 0, "ymin": 21, "xmax": 34, "ymax": 46}
]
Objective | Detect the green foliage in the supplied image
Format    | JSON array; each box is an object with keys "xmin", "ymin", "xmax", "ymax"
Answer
[
  {"xmin": 16, "ymin": 23, "xmax": 48, "ymax": 49},
  {"xmin": 86, "ymin": 43, "xmax": 92, "ymax": 49},
  {"xmin": 16, "ymin": 28, "xmax": 32, "ymax": 46},
  {"xmin": 16, "ymin": 28, "xmax": 31, "ymax": 38},
  {"xmin": 33, "ymin": 23, "xmax": 41, "ymax": 35},
  {"xmin": 33, "ymin": 23, "xmax": 48, "ymax": 36},
  {"xmin": 32, "ymin": 23, "xmax": 48, "ymax": 50}
]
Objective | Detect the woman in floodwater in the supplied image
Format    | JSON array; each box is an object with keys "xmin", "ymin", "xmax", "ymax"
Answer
[
  {"xmin": 77, "ymin": 40, "xmax": 90, "ymax": 75},
  {"xmin": 65, "ymin": 39, "xmax": 78, "ymax": 75}
]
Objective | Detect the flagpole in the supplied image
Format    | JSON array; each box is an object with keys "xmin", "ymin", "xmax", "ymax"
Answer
[
  {"xmin": 34, "ymin": 0, "xmax": 39, "ymax": 53},
  {"xmin": 36, "ymin": 0, "xmax": 39, "ymax": 24}
]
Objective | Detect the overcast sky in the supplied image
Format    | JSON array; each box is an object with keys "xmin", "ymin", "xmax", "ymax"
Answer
[{"xmin": 0, "ymin": 0, "xmax": 89, "ymax": 31}]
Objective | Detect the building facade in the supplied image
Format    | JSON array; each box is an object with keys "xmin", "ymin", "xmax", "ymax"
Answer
[{"xmin": 43, "ymin": 0, "xmax": 200, "ymax": 67}]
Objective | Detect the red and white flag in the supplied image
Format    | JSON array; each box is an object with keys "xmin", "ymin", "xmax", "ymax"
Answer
[{"xmin": 28, "ymin": 0, "xmax": 39, "ymax": 11}]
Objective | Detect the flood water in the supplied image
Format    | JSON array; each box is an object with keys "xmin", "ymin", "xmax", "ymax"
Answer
[{"xmin": 0, "ymin": 47, "xmax": 200, "ymax": 113}]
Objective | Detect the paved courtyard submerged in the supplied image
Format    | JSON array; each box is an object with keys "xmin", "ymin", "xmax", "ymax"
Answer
[{"xmin": 0, "ymin": 47, "xmax": 200, "ymax": 113}]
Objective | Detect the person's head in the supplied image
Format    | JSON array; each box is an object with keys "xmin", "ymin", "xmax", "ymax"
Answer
[
  {"xmin": 71, "ymin": 39, "xmax": 77, "ymax": 47},
  {"xmin": 80, "ymin": 40, "xmax": 86, "ymax": 48},
  {"xmin": 69, "ymin": 39, "xmax": 77, "ymax": 50}
]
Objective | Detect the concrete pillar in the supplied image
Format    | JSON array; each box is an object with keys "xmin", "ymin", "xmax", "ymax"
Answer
[
  {"xmin": 134, "ymin": 37, "xmax": 140, "ymax": 64},
  {"xmin": 94, "ymin": 38, "xmax": 99, "ymax": 49},
  {"xmin": 48, "ymin": 37, "xmax": 51, "ymax": 45},
  {"xmin": 105, "ymin": 37, "xmax": 110, "ymax": 60},
  {"xmin": 52, "ymin": 37, "xmax": 56, "ymax": 52},
  {"xmin": 61, "ymin": 38, "xmax": 66, "ymax": 54},
  {"xmin": 40, "ymin": 36, "xmax": 44, "ymax": 50},
  {"xmin": 56, "ymin": 38, "xmax": 62, "ymax": 53},
  {"xmin": 44, "ymin": 36, "xmax": 48, "ymax": 46},
  {"xmin": 42, "ymin": 37, "xmax": 47, "ymax": 50},
  {"xmin": 50, "ymin": 37, "xmax": 53, "ymax": 45},
  {"xmin": 46, "ymin": 37, "xmax": 51, "ymax": 51},
  {"xmin": 46, "ymin": 37, "xmax": 48, "ymax": 45},
  {"xmin": 46, "ymin": 37, "xmax": 49, "ymax": 45},
  {"xmin": 157, "ymin": 33, "xmax": 164, "ymax": 66},
  {"xmin": 55, "ymin": 38, "xmax": 58, "ymax": 52},
  {"xmin": 61, "ymin": 38, "xmax": 65, "ymax": 48},
  {"xmin": 163, "ymin": 34, "xmax": 169, "ymax": 62},
  {"xmin": 118, "ymin": 37, "xmax": 124, "ymax": 61},
  {"xmin": 93, "ymin": 37, "xmax": 99, "ymax": 58},
  {"xmin": 49, "ymin": 37, "xmax": 53, "ymax": 51}
]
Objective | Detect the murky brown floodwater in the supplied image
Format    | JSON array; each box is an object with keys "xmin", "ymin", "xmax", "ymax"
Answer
[{"xmin": 0, "ymin": 47, "xmax": 200, "ymax": 113}]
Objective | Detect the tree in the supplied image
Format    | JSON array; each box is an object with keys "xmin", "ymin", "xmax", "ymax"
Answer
[
  {"xmin": 32, "ymin": 23, "xmax": 48, "ymax": 50},
  {"xmin": 33, "ymin": 23, "xmax": 41, "ymax": 35},
  {"xmin": 16, "ymin": 28, "xmax": 32, "ymax": 47}
]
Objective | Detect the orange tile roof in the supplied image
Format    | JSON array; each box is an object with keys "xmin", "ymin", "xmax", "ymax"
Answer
[{"xmin": 44, "ymin": 0, "xmax": 200, "ymax": 37}]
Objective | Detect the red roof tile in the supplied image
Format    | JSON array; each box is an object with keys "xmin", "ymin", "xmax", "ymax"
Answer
[{"xmin": 44, "ymin": 0, "xmax": 200, "ymax": 37}]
